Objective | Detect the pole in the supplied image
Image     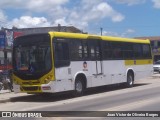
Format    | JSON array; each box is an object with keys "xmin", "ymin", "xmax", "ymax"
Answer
[{"xmin": 100, "ymin": 27, "xmax": 103, "ymax": 36}]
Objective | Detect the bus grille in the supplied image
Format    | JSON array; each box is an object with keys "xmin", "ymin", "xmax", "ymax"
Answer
[
  {"xmin": 22, "ymin": 81, "xmax": 40, "ymax": 85},
  {"xmin": 21, "ymin": 86, "xmax": 40, "ymax": 91}
]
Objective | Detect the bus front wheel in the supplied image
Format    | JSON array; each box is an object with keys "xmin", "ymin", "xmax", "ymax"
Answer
[
  {"xmin": 74, "ymin": 78, "xmax": 84, "ymax": 97},
  {"xmin": 126, "ymin": 72, "xmax": 134, "ymax": 88}
]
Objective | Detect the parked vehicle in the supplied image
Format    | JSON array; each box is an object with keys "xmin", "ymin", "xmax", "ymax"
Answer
[{"xmin": 153, "ymin": 60, "xmax": 160, "ymax": 73}]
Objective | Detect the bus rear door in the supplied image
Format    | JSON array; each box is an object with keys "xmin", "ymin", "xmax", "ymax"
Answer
[{"xmin": 88, "ymin": 39, "xmax": 104, "ymax": 86}]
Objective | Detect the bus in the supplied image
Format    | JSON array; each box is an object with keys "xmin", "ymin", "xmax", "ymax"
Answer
[{"xmin": 12, "ymin": 32, "xmax": 153, "ymax": 96}]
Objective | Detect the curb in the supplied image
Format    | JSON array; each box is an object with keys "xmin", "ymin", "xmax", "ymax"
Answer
[
  {"xmin": 0, "ymin": 90, "xmax": 11, "ymax": 94},
  {"xmin": 0, "ymin": 91, "xmax": 12, "ymax": 104},
  {"xmin": 0, "ymin": 98, "xmax": 11, "ymax": 103},
  {"xmin": 152, "ymin": 74, "xmax": 160, "ymax": 78},
  {"xmin": 152, "ymin": 76, "xmax": 160, "ymax": 78}
]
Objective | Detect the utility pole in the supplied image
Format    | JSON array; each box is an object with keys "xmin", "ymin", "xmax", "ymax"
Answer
[
  {"xmin": 100, "ymin": 27, "xmax": 103, "ymax": 36},
  {"xmin": 58, "ymin": 24, "xmax": 61, "ymax": 32}
]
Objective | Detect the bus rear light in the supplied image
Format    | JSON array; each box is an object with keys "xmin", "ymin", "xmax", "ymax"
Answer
[{"xmin": 42, "ymin": 86, "xmax": 51, "ymax": 90}]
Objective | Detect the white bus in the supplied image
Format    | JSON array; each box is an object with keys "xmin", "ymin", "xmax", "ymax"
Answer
[{"xmin": 12, "ymin": 32, "xmax": 153, "ymax": 96}]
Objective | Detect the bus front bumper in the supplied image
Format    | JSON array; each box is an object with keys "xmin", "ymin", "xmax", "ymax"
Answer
[{"xmin": 13, "ymin": 81, "xmax": 57, "ymax": 93}]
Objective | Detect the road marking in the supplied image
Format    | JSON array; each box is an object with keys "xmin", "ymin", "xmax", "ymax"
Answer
[{"xmin": 100, "ymin": 96, "xmax": 160, "ymax": 111}]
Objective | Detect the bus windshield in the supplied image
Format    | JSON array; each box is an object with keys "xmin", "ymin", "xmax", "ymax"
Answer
[{"xmin": 13, "ymin": 34, "xmax": 52, "ymax": 79}]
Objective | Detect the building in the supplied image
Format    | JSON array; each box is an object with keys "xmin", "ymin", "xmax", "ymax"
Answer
[
  {"xmin": 0, "ymin": 25, "xmax": 82, "ymax": 70},
  {"xmin": 11, "ymin": 25, "xmax": 82, "ymax": 37},
  {"xmin": 135, "ymin": 36, "xmax": 160, "ymax": 62},
  {"xmin": 0, "ymin": 31, "xmax": 12, "ymax": 70}
]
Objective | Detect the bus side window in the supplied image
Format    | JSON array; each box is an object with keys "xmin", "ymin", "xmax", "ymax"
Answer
[
  {"xmin": 133, "ymin": 44, "xmax": 142, "ymax": 59},
  {"xmin": 142, "ymin": 44, "xmax": 152, "ymax": 59},
  {"xmin": 90, "ymin": 45, "xmax": 95, "ymax": 60},
  {"xmin": 88, "ymin": 40, "xmax": 101, "ymax": 60},
  {"xmin": 102, "ymin": 41, "xmax": 112, "ymax": 60},
  {"xmin": 123, "ymin": 43, "xmax": 134, "ymax": 59},
  {"xmin": 70, "ymin": 39, "xmax": 83, "ymax": 61},
  {"xmin": 111, "ymin": 42, "xmax": 123, "ymax": 60},
  {"xmin": 54, "ymin": 41, "xmax": 70, "ymax": 68},
  {"xmin": 83, "ymin": 41, "xmax": 89, "ymax": 60}
]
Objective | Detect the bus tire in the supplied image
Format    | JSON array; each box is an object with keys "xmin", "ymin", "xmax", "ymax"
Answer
[
  {"xmin": 73, "ymin": 77, "xmax": 85, "ymax": 97},
  {"xmin": 126, "ymin": 72, "xmax": 134, "ymax": 88}
]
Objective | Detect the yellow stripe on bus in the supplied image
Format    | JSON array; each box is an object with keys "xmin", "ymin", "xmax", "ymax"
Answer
[
  {"xmin": 49, "ymin": 32, "xmax": 150, "ymax": 44},
  {"xmin": 125, "ymin": 59, "xmax": 153, "ymax": 66}
]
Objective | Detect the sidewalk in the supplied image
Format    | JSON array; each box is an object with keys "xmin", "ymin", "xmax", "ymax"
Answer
[
  {"xmin": 0, "ymin": 90, "xmax": 10, "ymax": 94},
  {"xmin": 0, "ymin": 73, "xmax": 160, "ymax": 104},
  {"xmin": 152, "ymin": 72, "xmax": 160, "ymax": 78}
]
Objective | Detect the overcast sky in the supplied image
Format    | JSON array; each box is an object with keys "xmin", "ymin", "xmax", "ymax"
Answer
[{"xmin": 0, "ymin": 0, "xmax": 160, "ymax": 37}]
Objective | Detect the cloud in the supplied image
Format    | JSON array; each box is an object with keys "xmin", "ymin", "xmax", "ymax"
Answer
[
  {"xmin": 0, "ymin": 1, "xmax": 24, "ymax": 8},
  {"xmin": 0, "ymin": 10, "xmax": 7, "ymax": 22},
  {"xmin": 126, "ymin": 29, "xmax": 135, "ymax": 33},
  {"xmin": 114, "ymin": 0, "xmax": 146, "ymax": 6},
  {"xmin": 10, "ymin": 16, "xmax": 51, "ymax": 28},
  {"xmin": 102, "ymin": 29, "xmax": 135, "ymax": 37},
  {"xmin": 0, "ymin": 10, "xmax": 8, "ymax": 28},
  {"xmin": 27, "ymin": 0, "xmax": 69, "ymax": 12},
  {"xmin": 0, "ymin": 0, "xmax": 69, "ymax": 28},
  {"xmin": 152, "ymin": 0, "xmax": 160, "ymax": 9},
  {"xmin": 53, "ymin": 18, "xmax": 68, "ymax": 26},
  {"xmin": 0, "ymin": 0, "xmax": 69, "ymax": 11},
  {"xmin": 121, "ymin": 29, "xmax": 135, "ymax": 37},
  {"xmin": 103, "ymin": 31, "xmax": 119, "ymax": 37},
  {"xmin": 0, "ymin": 0, "xmax": 125, "ymax": 32},
  {"xmin": 52, "ymin": 0, "xmax": 125, "ymax": 30},
  {"xmin": 81, "ymin": 1, "xmax": 125, "ymax": 22}
]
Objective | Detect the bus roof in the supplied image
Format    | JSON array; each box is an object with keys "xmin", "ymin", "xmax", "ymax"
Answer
[
  {"xmin": 101, "ymin": 36, "xmax": 150, "ymax": 44},
  {"xmin": 49, "ymin": 32, "xmax": 89, "ymax": 39},
  {"xmin": 49, "ymin": 32, "xmax": 150, "ymax": 44}
]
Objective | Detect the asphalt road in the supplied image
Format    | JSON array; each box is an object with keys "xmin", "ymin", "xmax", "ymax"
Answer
[{"xmin": 0, "ymin": 76, "xmax": 160, "ymax": 120}]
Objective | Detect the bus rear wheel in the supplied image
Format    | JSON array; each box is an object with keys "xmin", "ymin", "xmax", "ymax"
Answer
[
  {"xmin": 126, "ymin": 72, "xmax": 134, "ymax": 88},
  {"xmin": 74, "ymin": 78, "xmax": 84, "ymax": 97}
]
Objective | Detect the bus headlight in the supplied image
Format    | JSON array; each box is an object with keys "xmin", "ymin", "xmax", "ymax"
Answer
[
  {"xmin": 44, "ymin": 75, "xmax": 53, "ymax": 84},
  {"xmin": 44, "ymin": 79, "xmax": 50, "ymax": 84}
]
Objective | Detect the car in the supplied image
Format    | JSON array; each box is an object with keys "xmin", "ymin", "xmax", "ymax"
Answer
[{"xmin": 153, "ymin": 60, "xmax": 160, "ymax": 73}]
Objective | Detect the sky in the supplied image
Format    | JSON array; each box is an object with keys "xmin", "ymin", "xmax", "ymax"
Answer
[{"xmin": 0, "ymin": 0, "xmax": 160, "ymax": 38}]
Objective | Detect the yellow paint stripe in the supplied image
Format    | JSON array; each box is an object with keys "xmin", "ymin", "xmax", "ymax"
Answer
[
  {"xmin": 49, "ymin": 32, "xmax": 88, "ymax": 39},
  {"xmin": 125, "ymin": 59, "xmax": 153, "ymax": 66},
  {"xmin": 49, "ymin": 32, "xmax": 150, "ymax": 44},
  {"xmin": 102, "ymin": 36, "xmax": 150, "ymax": 44}
]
